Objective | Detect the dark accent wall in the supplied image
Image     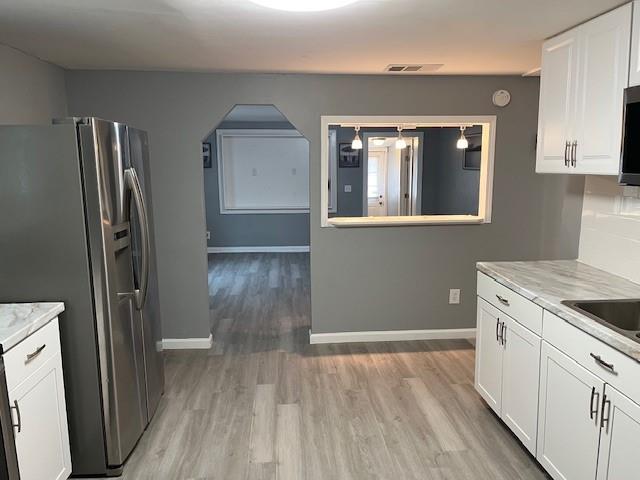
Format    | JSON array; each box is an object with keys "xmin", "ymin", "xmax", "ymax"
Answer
[{"xmin": 203, "ymin": 120, "xmax": 310, "ymax": 248}]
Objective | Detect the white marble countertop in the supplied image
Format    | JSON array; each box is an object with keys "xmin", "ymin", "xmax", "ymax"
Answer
[
  {"xmin": 0, "ymin": 303, "xmax": 65, "ymax": 353},
  {"xmin": 477, "ymin": 260, "xmax": 640, "ymax": 362}
]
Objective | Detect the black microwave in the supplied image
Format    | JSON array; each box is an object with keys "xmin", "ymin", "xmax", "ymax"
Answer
[{"xmin": 621, "ymin": 85, "xmax": 640, "ymax": 185}]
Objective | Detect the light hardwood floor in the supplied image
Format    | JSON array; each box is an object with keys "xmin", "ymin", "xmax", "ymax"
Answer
[{"xmin": 114, "ymin": 253, "xmax": 549, "ymax": 479}]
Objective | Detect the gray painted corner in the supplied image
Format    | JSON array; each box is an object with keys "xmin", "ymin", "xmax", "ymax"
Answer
[{"xmin": 62, "ymin": 71, "xmax": 584, "ymax": 339}]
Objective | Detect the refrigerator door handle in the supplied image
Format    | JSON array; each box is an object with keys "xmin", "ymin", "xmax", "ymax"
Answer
[{"xmin": 124, "ymin": 167, "xmax": 150, "ymax": 310}]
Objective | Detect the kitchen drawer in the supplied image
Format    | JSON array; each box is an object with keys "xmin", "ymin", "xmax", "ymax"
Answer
[
  {"xmin": 4, "ymin": 317, "xmax": 61, "ymax": 392},
  {"xmin": 477, "ymin": 272, "xmax": 543, "ymax": 335},
  {"xmin": 543, "ymin": 310, "xmax": 640, "ymax": 405}
]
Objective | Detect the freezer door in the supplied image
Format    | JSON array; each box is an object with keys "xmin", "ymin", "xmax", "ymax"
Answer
[
  {"xmin": 127, "ymin": 127, "xmax": 164, "ymax": 423},
  {"xmin": 78, "ymin": 119, "xmax": 147, "ymax": 470}
]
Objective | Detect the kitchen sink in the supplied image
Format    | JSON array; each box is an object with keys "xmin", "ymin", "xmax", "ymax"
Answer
[{"xmin": 562, "ymin": 299, "xmax": 640, "ymax": 343}]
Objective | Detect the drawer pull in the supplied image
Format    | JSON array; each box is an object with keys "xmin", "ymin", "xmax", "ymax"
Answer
[
  {"xmin": 495, "ymin": 294, "xmax": 510, "ymax": 307},
  {"xmin": 590, "ymin": 353, "xmax": 616, "ymax": 374},
  {"xmin": 589, "ymin": 386, "xmax": 600, "ymax": 421},
  {"xmin": 26, "ymin": 344, "xmax": 46, "ymax": 363},
  {"xmin": 11, "ymin": 400, "xmax": 21, "ymax": 433}
]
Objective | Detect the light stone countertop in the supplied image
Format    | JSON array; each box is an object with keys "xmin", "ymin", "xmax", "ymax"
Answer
[
  {"xmin": 0, "ymin": 303, "xmax": 65, "ymax": 354},
  {"xmin": 477, "ymin": 260, "xmax": 640, "ymax": 362}
]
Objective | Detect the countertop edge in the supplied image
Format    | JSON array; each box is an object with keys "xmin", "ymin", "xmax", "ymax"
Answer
[
  {"xmin": 1, "ymin": 302, "xmax": 65, "ymax": 354},
  {"xmin": 476, "ymin": 262, "xmax": 640, "ymax": 363}
]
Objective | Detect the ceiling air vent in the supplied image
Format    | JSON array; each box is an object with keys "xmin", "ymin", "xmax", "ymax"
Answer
[{"xmin": 385, "ymin": 64, "xmax": 443, "ymax": 73}]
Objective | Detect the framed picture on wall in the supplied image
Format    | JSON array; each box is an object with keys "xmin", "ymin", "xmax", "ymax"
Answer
[
  {"xmin": 463, "ymin": 134, "xmax": 482, "ymax": 170},
  {"xmin": 203, "ymin": 143, "xmax": 212, "ymax": 168},
  {"xmin": 339, "ymin": 143, "xmax": 360, "ymax": 168}
]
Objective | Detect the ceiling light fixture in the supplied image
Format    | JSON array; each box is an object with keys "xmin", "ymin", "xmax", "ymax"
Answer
[
  {"xmin": 250, "ymin": 0, "xmax": 359, "ymax": 12},
  {"xmin": 396, "ymin": 127, "xmax": 407, "ymax": 149},
  {"xmin": 352, "ymin": 126, "xmax": 363, "ymax": 150},
  {"xmin": 372, "ymin": 138, "xmax": 385, "ymax": 146},
  {"xmin": 457, "ymin": 126, "xmax": 469, "ymax": 150}
]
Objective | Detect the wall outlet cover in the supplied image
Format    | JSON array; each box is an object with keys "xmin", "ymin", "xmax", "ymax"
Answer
[
  {"xmin": 449, "ymin": 289, "xmax": 461, "ymax": 304},
  {"xmin": 206, "ymin": 231, "xmax": 211, "ymax": 240},
  {"xmin": 344, "ymin": 184, "xmax": 352, "ymax": 193}
]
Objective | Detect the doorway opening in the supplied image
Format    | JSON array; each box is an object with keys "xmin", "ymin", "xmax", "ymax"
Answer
[{"xmin": 201, "ymin": 105, "xmax": 311, "ymax": 349}]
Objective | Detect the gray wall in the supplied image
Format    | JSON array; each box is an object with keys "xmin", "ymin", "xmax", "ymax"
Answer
[
  {"xmin": 203, "ymin": 120, "xmax": 310, "ymax": 248},
  {"xmin": 0, "ymin": 44, "xmax": 67, "ymax": 124},
  {"xmin": 64, "ymin": 71, "xmax": 584, "ymax": 338}
]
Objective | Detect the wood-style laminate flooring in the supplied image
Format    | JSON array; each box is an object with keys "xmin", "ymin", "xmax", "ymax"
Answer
[{"xmin": 112, "ymin": 253, "xmax": 549, "ymax": 479}]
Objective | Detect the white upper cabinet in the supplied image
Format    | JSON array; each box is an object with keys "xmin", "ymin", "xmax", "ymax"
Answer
[
  {"xmin": 537, "ymin": 3, "xmax": 631, "ymax": 175},
  {"xmin": 537, "ymin": 30, "xmax": 579, "ymax": 173},
  {"xmin": 629, "ymin": 1, "xmax": 640, "ymax": 86}
]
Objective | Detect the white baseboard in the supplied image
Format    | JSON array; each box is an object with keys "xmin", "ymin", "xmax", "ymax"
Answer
[
  {"xmin": 162, "ymin": 334, "xmax": 213, "ymax": 350},
  {"xmin": 207, "ymin": 246, "xmax": 310, "ymax": 254},
  {"xmin": 309, "ymin": 328, "xmax": 476, "ymax": 345}
]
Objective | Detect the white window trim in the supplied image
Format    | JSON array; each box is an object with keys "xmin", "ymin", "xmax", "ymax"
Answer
[
  {"xmin": 320, "ymin": 115, "xmax": 496, "ymax": 228},
  {"xmin": 216, "ymin": 128, "xmax": 310, "ymax": 214}
]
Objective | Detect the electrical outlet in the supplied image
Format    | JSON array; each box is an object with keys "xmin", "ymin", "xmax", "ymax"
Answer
[
  {"xmin": 449, "ymin": 289, "xmax": 461, "ymax": 305},
  {"xmin": 344, "ymin": 184, "xmax": 352, "ymax": 193},
  {"xmin": 206, "ymin": 231, "xmax": 211, "ymax": 240}
]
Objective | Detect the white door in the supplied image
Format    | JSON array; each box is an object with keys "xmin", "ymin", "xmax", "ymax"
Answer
[
  {"xmin": 574, "ymin": 3, "xmax": 631, "ymax": 175},
  {"xmin": 9, "ymin": 352, "xmax": 72, "ymax": 480},
  {"xmin": 596, "ymin": 385, "xmax": 640, "ymax": 480},
  {"xmin": 474, "ymin": 298, "xmax": 504, "ymax": 414},
  {"xmin": 367, "ymin": 150, "xmax": 387, "ymax": 216},
  {"xmin": 500, "ymin": 315, "xmax": 541, "ymax": 455},
  {"xmin": 537, "ymin": 342, "xmax": 602, "ymax": 480},
  {"xmin": 536, "ymin": 28, "xmax": 580, "ymax": 173}
]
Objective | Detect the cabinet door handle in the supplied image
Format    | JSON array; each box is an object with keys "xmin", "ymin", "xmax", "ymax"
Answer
[
  {"xmin": 571, "ymin": 141, "xmax": 577, "ymax": 167},
  {"xmin": 564, "ymin": 141, "xmax": 570, "ymax": 166},
  {"xmin": 26, "ymin": 344, "xmax": 46, "ymax": 363},
  {"xmin": 501, "ymin": 323, "xmax": 507, "ymax": 346},
  {"xmin": 589, "ymin": 386, "xmax": 600, "ymax": 421},
  {"xmin": 495, "ymin": 294, "xmax": 510, "ymax": 307},
  {"xmin": 600, "ymin": 393, "xmax": 611, "ymax": 432},
  {"xmin": 495, "ymin": 318, "xmax": 501, "ymax": 342},
  {"xmin": 590, "ymin": 353, "xmax": 616, "ymax": 374},
  {"xmin": 11, "ymin": 400, "xmax": 21, "ymax": 433}
]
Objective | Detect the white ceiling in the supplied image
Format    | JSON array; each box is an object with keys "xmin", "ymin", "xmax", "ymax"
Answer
[{"xmin": 0, "ymin": 0, "xmax": 626, "ymax": 75}]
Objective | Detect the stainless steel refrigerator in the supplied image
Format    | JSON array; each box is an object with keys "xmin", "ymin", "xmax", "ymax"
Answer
[{"xmin": 0, "ymin": 117, "xmax": 164, "ymax": 476}]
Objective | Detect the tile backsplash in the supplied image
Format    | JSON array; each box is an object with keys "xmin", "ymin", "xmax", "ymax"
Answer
[{"xmin": 579, "ymin": 176, "xmax": 640, "ymax": 284}]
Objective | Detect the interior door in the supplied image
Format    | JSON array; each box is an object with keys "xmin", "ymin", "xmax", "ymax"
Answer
[
  {"xmin": 127, "ymin": 127, "xmax": 164, "ymax": 423},
  {"xmin": 500, "ymin": 315, "xmax": 541, "ymax": 455},
  {"xmin": 575, "ymin": 3, "xmax": 631, "ymax": 174},
  {"xmin": 399, "ymin": 145, "xmax": 412, "ymax": 216},
  {"xmin": 367, "ymin": 150, "xmax": 387, "ymax": 216},
  {"xmin": 596, "ymin": 385, "xmax": 640, "ymax": 480},
  {"xmin": 474, "ymin": 298, "xmax": 504, "ymax": 414},
  {"xmin": 536, "ymin": 28, "xmax": 579, "ymax": 173},
  {"xmin": 537, "ymin": 342, "xmax": 602, "ymax": 480}
]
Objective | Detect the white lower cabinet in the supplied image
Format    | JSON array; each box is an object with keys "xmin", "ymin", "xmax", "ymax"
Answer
[
  {"xmin": 5, "ymin": 318, "xmax": 71, "ymax": 480},
  {"xmin": 475, "ymin": 298, "xmax": 503, "ymax": 412},
  {"xmin": 475, "ymin": 297, "xmax": 541, "ymax": 455},
  {"xmin": 500, "ymin": 315, "xmax": 541, "ymax": 454},
  {"xmin": 596, "ymin": 385, "xmax": 640, "ymax": 480},
  {"xmin": 476, "ymin": 272, "xmax": 640, "ymax": 480},
  {"xmin": 537, "ymin": 342, "xmax": 603, "ymax": 480}
]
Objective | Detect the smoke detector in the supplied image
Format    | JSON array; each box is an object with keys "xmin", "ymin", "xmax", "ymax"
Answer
[{"xmin": 384, "ymin": 64, "xmax": 443, "ymax": 74}]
